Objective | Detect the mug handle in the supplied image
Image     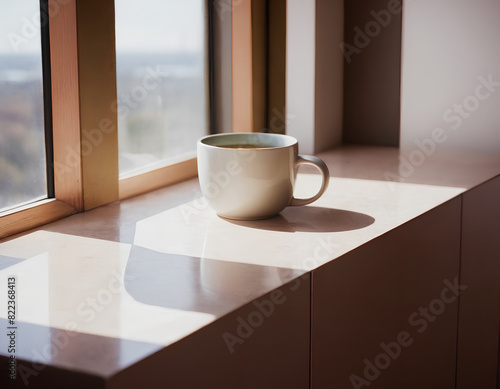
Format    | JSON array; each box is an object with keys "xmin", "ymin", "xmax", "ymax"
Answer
[{"xmin": 290, "ymin": 155, "xmax": 330, "ymax": 206}]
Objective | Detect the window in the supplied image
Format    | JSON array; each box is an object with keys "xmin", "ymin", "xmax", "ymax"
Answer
[
  {"xmin": 0, "ymin": 0, "xmax": 52, "ymax": 213},
  {"xmin": 1, "ymin": 0, "xmax": 214, "ymax": 238},
  {"xmin": 115, "ymin": 0, "xmax": 209, "ymax": 177}
]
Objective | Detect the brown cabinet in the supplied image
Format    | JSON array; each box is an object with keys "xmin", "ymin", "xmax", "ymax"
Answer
[
  {"xmin": 312, "ymin": 176, "xmax": 500, "ymax": 389},
  {"xmin": 457, "ymin": 176, "xmax": 500, "ymax": 389},
  {"xmin": 312, "ymin": 198, "xmax": 461, "ymax": 389}
]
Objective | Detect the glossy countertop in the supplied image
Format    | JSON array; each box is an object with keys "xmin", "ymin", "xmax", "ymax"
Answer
[{"xmin": 0, "ymin": 145, "xmax": 499, "ymax": 382}]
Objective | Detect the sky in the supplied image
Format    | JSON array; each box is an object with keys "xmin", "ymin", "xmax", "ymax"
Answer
[
  {"xmin": 115, "ymin": 0, "xmax": 204, "ymax": 54},
  {"xmin": 0, "ymin": 0, "xmax": 204, "ymax": 54},
  {"xmin": 0, "ymin": 0, "xmax": 42, "ymax": 54}
]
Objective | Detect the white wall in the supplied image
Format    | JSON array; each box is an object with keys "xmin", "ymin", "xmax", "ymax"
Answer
[
  {"xmin": 286, "ymin": 0, "xmax": 344, "ymax": 155},
  {"xmin": 286, "ymin": 0, "xmax": 317, "ymax": 154},
  {"xmin": 400, "ymin": 0, "xmax": 500, "ymax": 154}
]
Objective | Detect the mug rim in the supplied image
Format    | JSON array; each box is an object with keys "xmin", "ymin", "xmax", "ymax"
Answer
[{"xmin": 198, "ymin": 132, "xmax": 298, "ymax": 150}]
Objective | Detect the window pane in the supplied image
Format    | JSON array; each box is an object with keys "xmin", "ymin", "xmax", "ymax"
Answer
[
  {"xmin": 115, "ymin": 0, "xmax": 208, "ymax": 176},
  {"xmin": 0, "ymin": 0, "xmax": 47, "ymax": 212}
]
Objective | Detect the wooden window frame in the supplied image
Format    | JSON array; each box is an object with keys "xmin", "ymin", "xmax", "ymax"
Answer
[
  {"xmin": 0, "ymin": 0, "xmax": 204, "ymax": 238},
  {"xmin": 0, "ymin": 0, "xmax": 277, "ymax": 239},
  {"xmin": 1, "ymin": 0, "xmax": 84, "ymax": 239},
  {"xmin": 119, "ymin": 158, "xmax": 198, "ymax": 200}
]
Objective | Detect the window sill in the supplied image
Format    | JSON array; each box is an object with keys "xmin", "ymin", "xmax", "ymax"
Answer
[
  {"xmin": 0, "ymin": 199, "xmax": 77, "ymax": 240},
  {"xmin": 0, "ymin": 145, "xmax": 499, "ymax": 387}
]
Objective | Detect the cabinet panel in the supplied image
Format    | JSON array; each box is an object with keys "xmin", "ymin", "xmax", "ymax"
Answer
[
  {"xmin": 457, "ymin": 176, "xmax": 500, "ymax": 389},
  {"xmin": 109, "ymin": 276, "xmax": 311, "ymax": 389},
  {"xmin": 312, "ymin": 197, "xmax": 462, "ymax": 389}
]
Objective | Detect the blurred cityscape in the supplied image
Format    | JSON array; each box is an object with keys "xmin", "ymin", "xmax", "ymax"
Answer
[
  {"xmin": 0, "ymin": 0, "xmax": 206, "ymax": 212},
  {"xmin": 0, "ymin": 53, "xmax": 47, "ymax": 212},
  {"xmin": 0, "ymin": 51, "xmax": 208, "ymax": 212},
  {"xmin": 116, "ymin": 52, "xmax": 207, "ymax": 175}
]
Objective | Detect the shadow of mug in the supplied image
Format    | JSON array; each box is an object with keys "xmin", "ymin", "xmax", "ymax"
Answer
[{"xmin": 223, "ymin": 205, "xmax": 375, "ymax": 233}]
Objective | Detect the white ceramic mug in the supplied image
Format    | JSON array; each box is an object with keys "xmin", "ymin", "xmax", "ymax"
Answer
[{"xmin": 197, "ymin": 132, "xmax": 330, "ymax": 220}]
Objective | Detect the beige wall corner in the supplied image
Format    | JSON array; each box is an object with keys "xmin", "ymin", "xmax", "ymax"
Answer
[
  {"xmin": 342, "ymin": 0, "xmax": 402, "ymax": 147},
  {"xmin": 286, "ymin": 0, "xmax": 344, "ymax": 155},
  {"xmin": 315, "ymin": 0, "xmax": 344, "ymax": 152}
]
